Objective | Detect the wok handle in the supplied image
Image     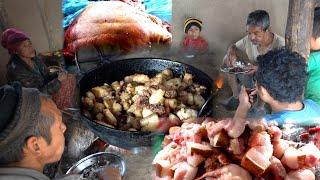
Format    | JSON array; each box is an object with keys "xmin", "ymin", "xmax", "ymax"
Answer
[
  {"xmin": 74, "ymin": 45, "xmax": 112, "ymax": 73},
  {"xmin": 94, "ymin": 45, "xmax": 112, "ymax": 65},
  {"xmin": 61, "ymin": 107, "xmax": 81, "ymax": 119}
]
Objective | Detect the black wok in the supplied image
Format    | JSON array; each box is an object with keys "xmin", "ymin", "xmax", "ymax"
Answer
[{"xmin": 78, "ymin": 58, "xmax": 214, "ymax": 149}]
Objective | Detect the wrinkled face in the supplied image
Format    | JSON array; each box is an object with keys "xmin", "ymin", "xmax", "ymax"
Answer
[
  {"xmin": 187, "ymin": 25, "xmax": 200, "ymax": 39},
  {"xmin": 40, "ymin": 98, "xmax": 66, "ymax": 164},
  {"xmin": 17, "ymin": 40, "xmax": 36, "ymax": 58},
  {"xmin": 246, "ymin": 25, "xmax": 268, "ymax": 46}
]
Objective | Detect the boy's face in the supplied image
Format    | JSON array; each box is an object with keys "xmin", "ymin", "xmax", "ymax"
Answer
[
  {"xmin": 187, "ymin": 25, "xmax": 200, "ymax": 39},
  {"xmin": 310, "ymin": 37, "xmax": 320, "ymax": 51}
]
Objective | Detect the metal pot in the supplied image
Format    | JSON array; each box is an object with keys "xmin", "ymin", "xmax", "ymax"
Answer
[{"xmin": 66, "ymin": 152, "xmax": 126, "ymax": 178}]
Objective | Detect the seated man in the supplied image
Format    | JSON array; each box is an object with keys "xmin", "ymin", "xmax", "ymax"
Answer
[
  {"xmin": 234, "ymin": 48, "xmax": 320, "ymax": 126},
  {"xmin": 0, "ymin": 83, "xmax": 76, "ymax": 179},
  {"xmin": 305, "ymin": 7, "xmax": 320, "ymax": 105},
  {"xmin": 223, "ymin": 10, "xmax": 285, "ymax": 110}
]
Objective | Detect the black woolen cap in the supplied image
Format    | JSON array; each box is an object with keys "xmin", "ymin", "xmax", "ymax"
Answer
[
  {"xmin": 0, "ymin": 82, "xmax": 20, "ymax": 133},
  {"xmin": 0, "ymin": 82, "xmax": 41, "ymax": 147}
]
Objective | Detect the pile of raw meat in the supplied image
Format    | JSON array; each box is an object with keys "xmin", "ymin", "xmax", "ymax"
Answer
[{"xmin": 153, "ymin": 118, "xmax": 320, "ymax": 180}]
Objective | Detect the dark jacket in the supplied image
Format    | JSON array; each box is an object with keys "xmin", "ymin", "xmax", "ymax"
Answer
[
  {"xmin": 0, "ymin": 167, "xmax": 80, "ymax": 180},
  {"xmin": 6, "ymin": 55, "xmax": 61, "ymax": 95},
  {"xmin": 0, "ymin": 167, "xmax": 50, "ymax": 180}
]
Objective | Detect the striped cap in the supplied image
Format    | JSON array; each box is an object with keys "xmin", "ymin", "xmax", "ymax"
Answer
[{"xmin": 184, "ymin": 17, "xmax": 203, "ymax": 33}]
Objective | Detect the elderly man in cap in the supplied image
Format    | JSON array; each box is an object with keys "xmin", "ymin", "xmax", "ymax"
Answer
[
  {"xmin": 223, "ymin": 10, "xmax": 285, "ymax": 111},
  {"xmin": 0, "ymin": 82, "xmax": 77, "ymax": 180}
]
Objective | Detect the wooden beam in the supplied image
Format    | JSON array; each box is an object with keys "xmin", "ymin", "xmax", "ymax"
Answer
[
  {"xmin": 286, "ymin": 0, "xmax": 315, "ymax": 58},
  {"xmin": 36, "ymin": 0, "xmax": 55, "ymax": 51},
  {"xmin": 0, "ymin": 0, "xmax": 9, "ymax": 31}
]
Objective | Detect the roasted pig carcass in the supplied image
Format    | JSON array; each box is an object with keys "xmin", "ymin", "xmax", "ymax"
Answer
[
  {"xmin": 64, "ymin": 1, "xmax": 172, "ymax": 55},
  {"xmin": 111, "ymin": 0, "xmax": 146, "ymax": 11}
]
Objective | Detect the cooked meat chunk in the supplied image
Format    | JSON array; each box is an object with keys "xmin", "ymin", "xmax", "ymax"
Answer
[{"xmin": 82, "ymin": 69, "xmax": 206, "ymax": 132}]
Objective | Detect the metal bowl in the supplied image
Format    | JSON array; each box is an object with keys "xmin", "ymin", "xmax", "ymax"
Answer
[{"xmin": 66, "ymin": 152, "xmax": 126, "ymax": 178}]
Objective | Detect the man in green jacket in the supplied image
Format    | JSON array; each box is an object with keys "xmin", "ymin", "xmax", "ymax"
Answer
[{"xmin": 306, "ymin": 8, "xmax": 320, "ymax": 105}]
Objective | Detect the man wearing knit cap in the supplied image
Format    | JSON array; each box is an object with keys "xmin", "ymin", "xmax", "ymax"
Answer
[
  {"xmin": 222, "ymin": 10, "xmax": 284, "ymax": 111},
  {"xmin": 0, "ymin": 82, "xmax": 77, "ymax": 179},
  {"xmin": 181, "ymin": 17, "xmax": 208, "ymax": 57}
]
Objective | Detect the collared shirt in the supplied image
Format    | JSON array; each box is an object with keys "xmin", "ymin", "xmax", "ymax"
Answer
[{"xmin": 235, "ymin": 33, "xmax": 285, "ymax": 64}]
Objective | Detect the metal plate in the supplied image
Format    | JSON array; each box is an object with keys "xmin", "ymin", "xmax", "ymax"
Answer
[
  {"xmin": 220, "ymin": 67, "xmax": 251, "ymax": 74},
  {"xmin": 66, "ymin": 152, "xmax": 126, "ymax": 177}
]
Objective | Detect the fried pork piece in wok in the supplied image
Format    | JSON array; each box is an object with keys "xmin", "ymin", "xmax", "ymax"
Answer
[
  {"xmin": 81, "ymin": 69, "xmax": 207, "ymax": 132},
  {"xmin": 64, "ymin": 1, "xmax": 172, "ymax": 55}
]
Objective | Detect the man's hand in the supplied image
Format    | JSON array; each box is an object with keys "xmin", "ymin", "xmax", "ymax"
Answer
[
  {"xmin": 234, "ymin": 86, "xmax": 256, "ymax": 119},
  {"xmin": 58, "ymin": 72, "xmax": 68, "ymax": 82},
  {"xmin": 238, "ymin": 86, "xmax": 252, "ymax": 110},
  {"xmin": 245, "ymin": 65, "xmax": 258, "ymax": 75},
  {"xmin": 223, "ymin": 44, "xmax": 237, "ymax": 67}
]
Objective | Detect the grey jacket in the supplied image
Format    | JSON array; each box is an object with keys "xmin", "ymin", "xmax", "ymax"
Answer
[
  {"xmin": 0, "ymin": 168, "xmax": 80, "ymax": 180},
  {"xmin": 0, "ymin": 168, "xmax": 50, "ymax": 180}
]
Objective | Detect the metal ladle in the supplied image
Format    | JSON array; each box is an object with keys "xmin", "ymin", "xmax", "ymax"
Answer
[{"xmin": 197, "ymin": 93, "xmax": 214, "ymax": 117}]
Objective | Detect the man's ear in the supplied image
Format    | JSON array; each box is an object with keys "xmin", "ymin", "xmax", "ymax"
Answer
[
  {"xmin": 265, "ymin": 26, "xmax": 272, "ymax": 33},
  {"xmin": 25, "ymin": 136, "xmax": 41, "ymax": 155}
]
